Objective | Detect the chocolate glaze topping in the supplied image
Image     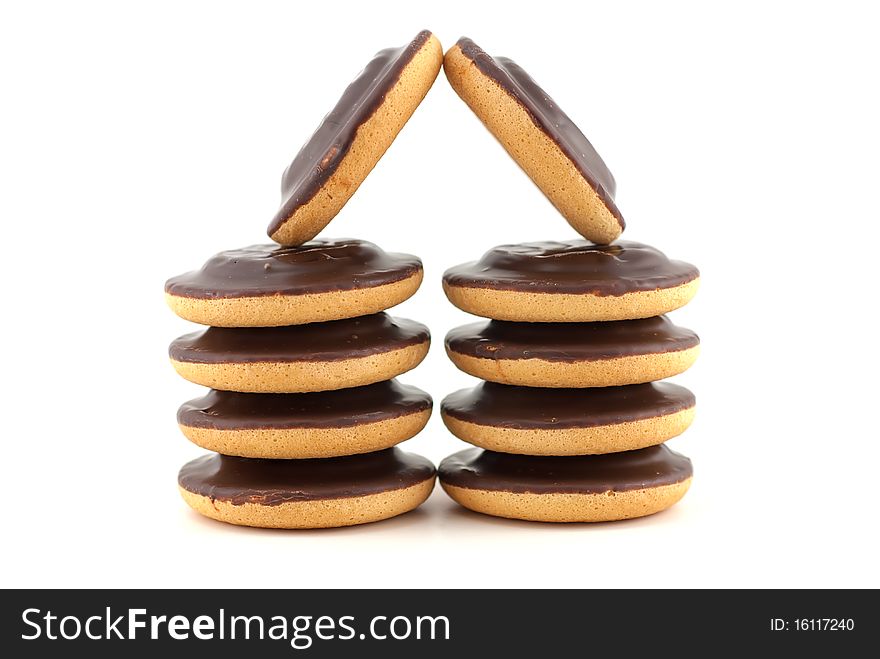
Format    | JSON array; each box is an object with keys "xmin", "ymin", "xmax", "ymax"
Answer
[
  {"xmin": 178, "ymin": 380, "xmax": 432, "ymax": 430},
  {"xmin": 165, "ymin": 239, "xmax": 421, "ymax": 299},
  {"xmin": 442, "ymin": 382, "xmax": 695, "ymax": 430},
  {"xmin": 443, "ymin": 240, "xmax": 698, "ymax": 296},
  {"xmin": 268, "ymin": 30, "xmax": 433, "ymax": 237},
  {"xmin": 169, "ymin": 313, "xmax": 429, "ymax": 364},
  {"xmin": 455, "ymin": 37, "xmax": 623, "ymax": 228},
  {"xmin": 445, "ymin": 316, "xmax": 698, "ymax": 363},
  {"xmin": 439, "ymin": 445, "xmax": 692, "ymax": 494},
  {"xmin": 179, "ymin": 448, "xmax": 436, "ymax": 505}
]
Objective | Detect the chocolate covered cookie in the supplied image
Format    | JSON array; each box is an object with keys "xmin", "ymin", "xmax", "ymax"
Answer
[
  {"xmin": 439, "ymin": 445, "xmax": 692, "ymax": 522},
  {"xmin": 178, "ymin": 380, "xmax": 432, "ymax": 459},
  {"xmin": 179, "ymin": 448, "xmax": 436, "ymax": 529},
  {"xmin": 441, "ymin": 382, "xmax": 695, "ymax": 455},
  {"xmin": 169, "ymin": 313, "xmax": 430, "ymax": 393},
  {"xmin": 165, "ymin": 239, "xmax": 422, "ymax": 327},
  {"xmin": 444, "ymin": 37, "xmax": 623, "ymax": 243},
  {"xmin": 443, "ymin": 240, "xmax": 699, "ymax": 322},
  {"xmin": 269, "ymin": 30, "xmax": 443, "ymax": 245},
  {"xmin": 445, "ymin": 316, "xmax": 699, "ymax": 387}
]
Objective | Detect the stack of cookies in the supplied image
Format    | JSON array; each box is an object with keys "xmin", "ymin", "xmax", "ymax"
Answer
[
  {"xmin": 437, "ymin": 38, "xmax": 700, "ymax": 523},
  {"xmin": 164, "ymin": 30, "xmax": 445, "ymax": 529}
]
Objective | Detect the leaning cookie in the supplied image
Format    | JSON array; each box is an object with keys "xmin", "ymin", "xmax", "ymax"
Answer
[
  {"xmin": 441, "ymin": 382, "xmax": 695, "ymax": 455},
  {"xmin": 443, "ymin": 240, "xmax": 699, "ymax": 322},
  {"xmin": 169, "ymin": 313, "xmax": 430, "ymax": 393},
  {"xmin": 165, "ymin": 239, "xmax": 422, "ymax": 327},
  {"xmin": 445, "ymin": 316, "xmax": 698, "ymax": 387},
  {"xmin": 268, "ymin": 30, "xmax": 443, "ymax": 245},
  {"xmin": 439, "ymin": 446, "xmax": 692, "ymax": 523},
  {"xmin": 178, "ymin": 381, "xmax": 432, "ymax": 459},
  {"xmin": 444, "ymin": 37, "xmax": 623, "ymax": 243},
  {"xmin": 179, "ymin": 448, "xmax": 436, "ymax": 529}
]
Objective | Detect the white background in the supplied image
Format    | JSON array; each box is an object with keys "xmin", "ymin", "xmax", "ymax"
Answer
[{"xmin": 2, "ymin": 1, "xmax": 878, "ymax": 589}]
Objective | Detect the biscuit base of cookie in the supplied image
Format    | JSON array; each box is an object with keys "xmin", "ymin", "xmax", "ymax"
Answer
[
  {"xmin": 271, "ymin": 35, "xmax": 443, "ymax": 246},
  {"xmin": 441, "ymin": 407, "xmax": 695, "ymax": 455},
  {"xmin": 443, "ymin": 278, "xmax": 699, "ymax": 323},
  {"xmin": 441, "ymin": 478, "xmax": 691, "ymax": 523},
  {"xmin": 443, "ymin": 44, "xmax": 622, "ymax": 245},
  {"xmin": 171, "ymin": 343, "xmax": 429, "ymax": 393},
  {"xmin": 180, "ymin": 477, "xmax": 435, "ymax": 529},
  {"xmin": 446, "ymin": 346, "xmax": 699, "ymax": 388},
  {"xmin": 166, "ymin": 272, "xmax": 422, "ymax": 327},
  {"xmin": 180, "ymin": 409, "xmax": 432, "ymax": 459}
]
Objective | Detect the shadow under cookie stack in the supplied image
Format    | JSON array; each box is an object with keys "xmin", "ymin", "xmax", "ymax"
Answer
[
  {"xmin": 164, "ymin": 30, "xmax": 446, "ymax": 529},
  {"xmin": 436, "ymin": 37, "xmax": 701, "ymax": 523}
]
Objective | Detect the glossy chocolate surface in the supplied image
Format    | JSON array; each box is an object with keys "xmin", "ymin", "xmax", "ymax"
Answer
[
  {"xmin": 170, "ymin": 313, "xmax": 429, "ymax": 364},
  {"xmin": 439, "ymin": 445, "xmax": 692, "ymax": 494},
  {"xmin": 442, "ymin": 382, "xmax": 694, "ymax": 429},
  {"xmin": 268, "ymin": 30, "xmax": 432, "ymax": 236},
  {"xmin": 179, "ymin": 448, "xmax": 436, "ymax": 505},
  {"xmin": 443, "ymin": 240, "xmax": 698, "ymax": 295},
  {"xmin": 445, "ymin": 316, "xmax": 698, "ymax": 362},
  {"xmin": 456, "ymin": 37, "xmax": 623, "ymax": 228},
  {"xmin": 165, "ymin": 239, "xmax": 421, "ymax": 299},
  {"xmin": 178, "ymin": 380, "xmax": 432, "ymax": 430}
]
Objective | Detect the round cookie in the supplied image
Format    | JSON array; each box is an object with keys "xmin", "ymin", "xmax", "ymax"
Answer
[
  {"xmin": 165, "ymin": 239, "xmax": 423, "ymax": 327},
  {"xmin": 443, "ymin": 240, "xmax": 699, "ymax": 322},
  {"xmin": 178, "ymin": 380, "xmax": 432, "ymax": 459},
  {"xmin": 439, "ymin": 445, "xmax": 692, "ymax": 523},
  {"xmin": 444, "ymin": 37, "xmax": 623, "ymax": 244},
  {"xmin": 445, "ymin": 316, "xmax": 699, "ymax": 388},
  {"xmin": 179, "ymin": 448, "xmax": 436, "ymax": 529},
  {"xmin": 441, "ymin": 382, "xmax": 695, "ymax": 455},
  {"xmin": 268, "ymin": 30, "xmax": 443, "ymax": 245},
  {"xmin": 169, "ymin": 313, "xmax": 430, "ymax": 393}
]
